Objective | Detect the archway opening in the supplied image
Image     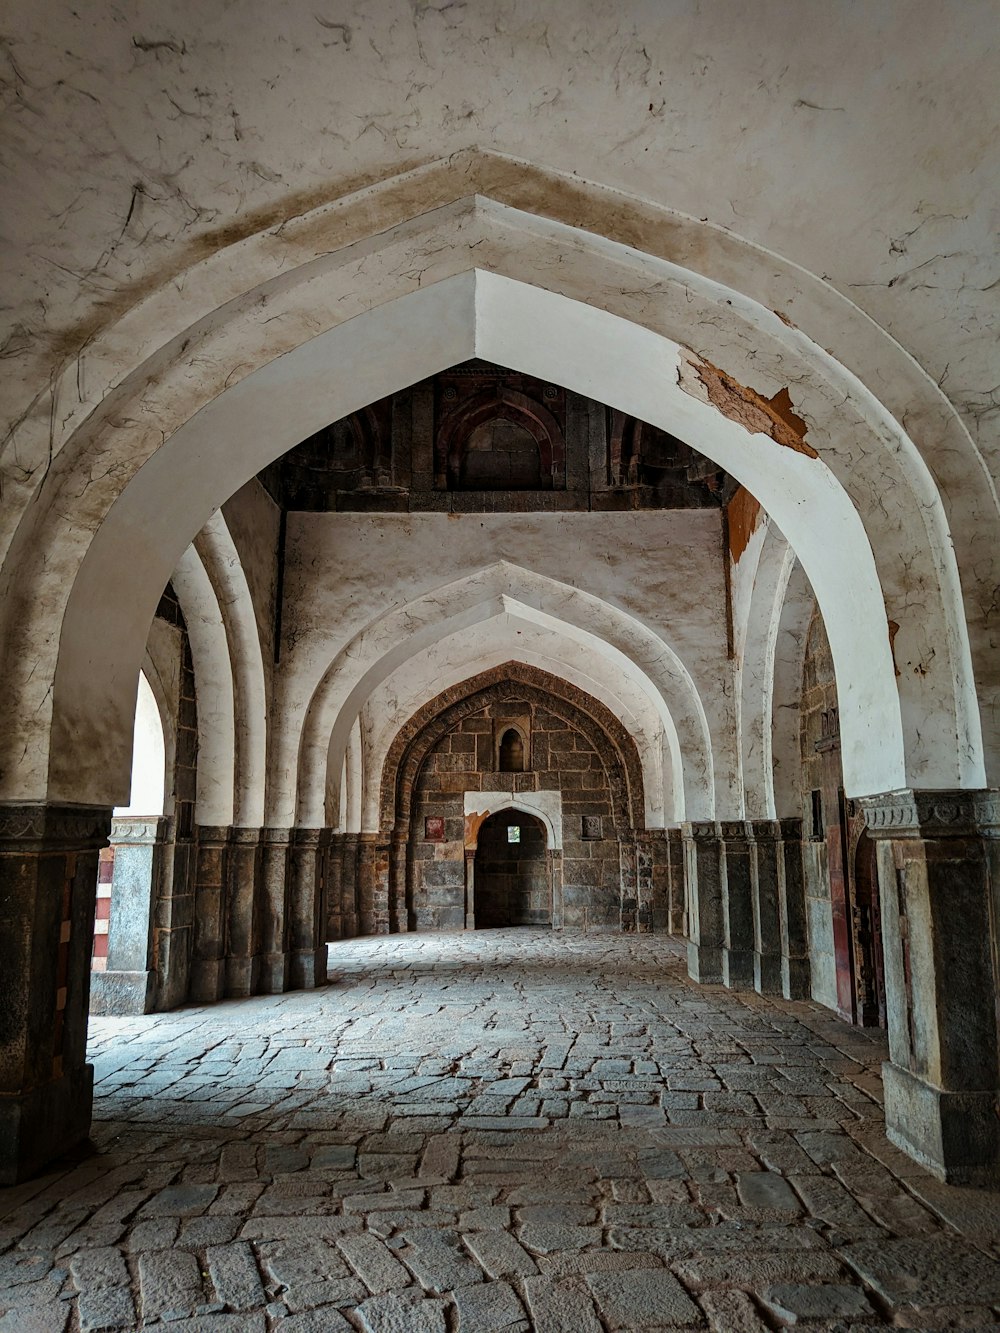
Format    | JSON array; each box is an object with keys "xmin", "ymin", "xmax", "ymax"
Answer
[
  {"xmin": 92, "ymin": 671, "xmax": 165, "ymax": 981},
  {"xmin": 474, "ymin": 810, "xmax": 550, "ymax": 929}
]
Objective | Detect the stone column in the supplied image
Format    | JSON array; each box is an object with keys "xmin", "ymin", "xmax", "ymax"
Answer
[
  {"xmin": 778, "ymin": 817, "xmax": 810, "ymax": 999},
  {"xmin": 288, "ymin": 827, "xmax": 326, "ymax": 989},
  {"xmin": 683, "ymin": 821, "xmax": 724, "ymax": 984},
  {"xmin": 665, "ymin": 827, "xmax": 685, "ymax": 934},
  {"xmin": 90, "ymin": 815, "xmax": 165, "ymax": 1015},
  {"xmin": 750, "ymin": 820, "xmax": 784, "ymax": 995},
  {"xmin": 720, "ymin": 821, "xmax": 755, "ymax": 989},
  {"xmin": 190, "ymin": 825, "xmax": 230, "ymax": 1003},
  {"xmin": 323, "ymin": 831, "xmax": 342, "ymax": 940},
  {"xmin": 356, "ymin": 833, "xmax": 378, "ymax": 936},
  {"xmin": 619, "ymin": 837, "xmax": 638, "ymax": 932},
  {"xmin": 389, "ymin": 831, "xmax": 409, "ymax": 933},
  {"xmin": 225, "ymin": 827, "xmax": 260, "ymax": 997},
  {"xmin": 0, "ymin": 803, "xmax": 110, "ymax": 1184},
  {"xmin": 373, "ymin": 839, "xmax": 391, "ymax": 933},
  {"xmin": 341, "ymin": 832, "xmax": 360, "ymax": 938},
  {"xmin": 549, "ymin": 848, "xmax": 564, "ymax": 928},
  {"xmin": 258, "ymin": 827, "xmax": 291, "ymax": 993},
  {"xmin": 464, "ymin": 848, "xmax": 476, "ymax": 929},
  {"xmin": 862, "ymin": 790, "xmax": 1000, "ymax": 1186}
]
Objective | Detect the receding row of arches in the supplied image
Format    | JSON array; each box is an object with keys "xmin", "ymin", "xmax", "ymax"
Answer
[{"xmin": 1, "ymin": 159, "xmax": 997, "ymax": 1194}]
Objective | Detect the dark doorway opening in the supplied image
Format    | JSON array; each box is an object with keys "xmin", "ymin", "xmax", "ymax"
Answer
[{"xmin": 475, "ymin": 810, "xmax": 550, "ymax": 928}]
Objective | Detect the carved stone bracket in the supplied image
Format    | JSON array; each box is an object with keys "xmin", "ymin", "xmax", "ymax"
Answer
[{"xmin": 860, "ymin": 789, "xmax": 1000, "ymax": 839}]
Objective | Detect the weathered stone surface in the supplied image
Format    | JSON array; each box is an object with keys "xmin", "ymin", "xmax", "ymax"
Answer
[
  {"xmin": 587, "ymin": 1268, "xmax": 702, "ymax": 1326},
  {"xmin": 522, "ymin": 1275, "xmax": 604, "ymax": 1332},
  {"xmin": 138, "ymin": 1249, "xmax": 203, "ymax": 1321},
  {"xmin": 841, "ymin": 1235, "xmax": 1000, "ymax": 1307},
  {"xmin": 355, "ymin": 1292, "xmax": 449, "ymax": 1333},
  {"xmin": 2, "ymin": 931, "xmax": 994, "ymax": 1333},
  {"xmin": 463, "ymin": 1228, "xmax": 538, "ymax": 1278},
  {"xmin": 761, "ymin": 1282, "xmax": 876, "ymax": 1322},
  {"xmin": 206, "ymin": 1241, "xmax": 264, "ymax": 1310},
  {"xmin": 453, "ymin": 1279, "xmax": 529, "ymax": 1331}
]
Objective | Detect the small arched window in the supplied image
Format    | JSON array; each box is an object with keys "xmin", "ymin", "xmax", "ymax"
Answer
[{"xmin": 499, "ymin": 728, "xmax": 525, "ymax": 773}]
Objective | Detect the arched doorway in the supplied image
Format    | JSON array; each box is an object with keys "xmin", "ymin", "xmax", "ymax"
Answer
[{"xmin": 474, "ymin": 810, "xmax": 550, "ymax": 928}]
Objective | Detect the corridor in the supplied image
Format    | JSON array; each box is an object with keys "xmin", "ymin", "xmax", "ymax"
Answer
[{"xmin": 2, "ymin": 932, "xmax": 1000, "ymax": 1330}]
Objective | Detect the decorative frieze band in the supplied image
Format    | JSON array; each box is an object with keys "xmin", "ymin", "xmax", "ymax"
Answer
[
  {"xmin": 0, "ymin": 803, "xmax": 112, "ymax": 852},
  {"xmin": 861, "ymin": 789, "xmax": 1000, "ymax": 838}
]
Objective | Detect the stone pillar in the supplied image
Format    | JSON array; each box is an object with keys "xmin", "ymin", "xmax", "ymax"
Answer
[
  {"xmin": 862, "ymin": 790, "xmax": 1000, "ymax": 1186},
  {"xmin": 356, "ymin": 833, "xmax": 378, "ymax": 935},
  {"xmin": 389, "ymin": 831, "xmax": 408, "ymax": 933},
  {"xmin": 750, "ymin": 820, "xmax": 784, "ymax": 995},
  {"xmin": 720, "ymin": 821, "xmax": 755, "ymax": 989},
  {"xmin": 288, "ymin": 828, "xmax": 326, "ymax": 990},
  {"xmin": 683, "ymin": 822, "xmax": 724, "ymax": 984},
  {"xmin": 225, "ymin": 827, "xmax": 260, "ymax": 997},
  {"xmin": 341, "ymin": 832, "xmax": 360, "ymax": 938},
  {"xmin": 373, "ymin": 839, "xmax": 391, "ymax": 933},
  {"xmin": 154, "ymin": 821, "xmax": 197, "ymax": 1011},
  {"xmin": 89, "ymin": 816, "xmax": 165, "ymax": 1015},
  {"xmin": 549, "ymin": 849, "xmax": 564, "ymax": 928},
  {"xmin": 0, "ymin": 804, "xmax": 110, "ymax": 1184},
  {"xmin": 464, "ymin": 848, "xmax": 476, "ymax": 929},
  {"xmin": 665, "ymin": 827, "xmax": 685, "ymax": 934},
  {"xmin": 324, "ymin": 832, "xmax": 342, "ymax": 941},
  {"xmin": 619, "ymin": 837, "xmax": 638, "ymax": 932},
  {"xmin": 778, "ymin": 817, "xmax": 810, "ymax": 999},
  {"xmin": 190, "ymin": 825, "xmax": 229, "ymax": 1003},
  {"xmin": 258, "ymin": 828, "xmax": 291, "ymax": 993}
]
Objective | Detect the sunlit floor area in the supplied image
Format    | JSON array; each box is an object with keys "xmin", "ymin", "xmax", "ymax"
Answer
[{"xmin": 2, "ymin": 931, "xmax": 1000, "ymax": 1331}]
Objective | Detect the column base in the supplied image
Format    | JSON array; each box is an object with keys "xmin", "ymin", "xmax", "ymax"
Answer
[
  {"xmin": 0, "ymin": 1064, "xmax": 94, "ymax": 1185},
  {"xmin": 782, "ymin": 956, "xmax": 810, "ymax": 1000},
  {"xmin": 89, "ymin": 969, "xmax": 156, "ymax": 1016},
  {"xmin": 883, "ymin": 1061, "xmax": 1000, "ymax": 1187},
  {"xmin": 189, "ymin": 959, "xmax": 225, "ymax": 1004},
  {"xmin": 225, "ymin": 957, "xmax": 255, "ymax": 998},
  {"xmin": 753, "ymin": 951, "xmax": 783, "ymax": 995},
  {"xmin": 258, "ymin": 953, "xmax": 290, "ymax": 994},
  {"xmin": 722, "ymin": 949, "xmax": 754, "ymax": 989},
  {"xmin": 289, "ymin": 946, "xmax": 328, "ymax": 990},
  {"xmin": 687, "ymin": 941, "xmax": 723, "ymax": 984}
]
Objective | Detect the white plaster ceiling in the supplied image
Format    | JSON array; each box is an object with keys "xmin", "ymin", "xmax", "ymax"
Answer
[{"xmin": 4, "ymin": 0, "xmax": 997, "ymax": 469}]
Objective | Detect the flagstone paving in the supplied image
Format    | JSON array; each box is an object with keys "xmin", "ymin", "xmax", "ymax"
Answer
[{"xmin": 2, "ymin": 930, "xmax": 1000, "ymax": 1331}]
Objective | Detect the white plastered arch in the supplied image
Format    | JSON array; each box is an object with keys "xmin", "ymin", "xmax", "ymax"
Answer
[
  {"xmin": 465, "ymin": 791, "xmax": 562, "ymax": 851},
  {"xmin": 293, "ymin": 561, "xmax": 714, "ymax": 829},
  {"xmin": 0, "ymin": 177, "xmax": 987, "ymax": 803},
  {"xmin": 192, "ymin": 512, "xmax": 268, "ymax": 826},
  {"xmin": 170, "ymin": 545, "xmax": 237, "ymax": 827},
  {"xmin": 771, "ymin": 557, "xmax": 819, "ymax": 818},
  {"xmin": 351, "ymin": 609, "xmax": 677, "ymax": 830},
  {"xmin": 739, "ymin": 522, "xmax": 798, "ymax": 819}
]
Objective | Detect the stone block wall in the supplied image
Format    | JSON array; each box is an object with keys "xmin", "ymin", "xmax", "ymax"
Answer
[{"xmin": 409, "ymin": 701, "xmax": 623, "ymax": 931}]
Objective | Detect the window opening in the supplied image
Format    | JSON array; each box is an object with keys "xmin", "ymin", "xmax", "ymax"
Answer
[{"xmin": 507, "ymin": 825, "xmax": 521, "ymax": 843}]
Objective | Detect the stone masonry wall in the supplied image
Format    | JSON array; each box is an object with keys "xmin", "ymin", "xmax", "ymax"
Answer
[{"xmin": 409, "ymin": 699, "xmax": 622, "ymax": 931}]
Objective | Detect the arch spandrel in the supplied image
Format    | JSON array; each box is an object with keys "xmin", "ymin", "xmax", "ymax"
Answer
[{"xmin": 0, "ymin": 177, "xmax": 988, "ymax": 802}]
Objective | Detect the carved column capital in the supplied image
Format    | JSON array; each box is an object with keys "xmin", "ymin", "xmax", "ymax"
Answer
[{"xmin": 860, "ymin": 789, "xmax": 1000, "ymax": 839}]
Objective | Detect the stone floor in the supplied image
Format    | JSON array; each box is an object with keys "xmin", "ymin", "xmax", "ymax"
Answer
[{"xmin": 3, "ymin": 932, "xmax": 1000, "ymax": 1332}]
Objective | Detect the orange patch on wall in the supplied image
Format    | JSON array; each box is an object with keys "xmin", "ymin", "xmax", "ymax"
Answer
[
  {"xmin": 683, "ymin": 354, "xmax": 817, "ymax": 458},
  {"xmin": 727, "ymin": 485, "xmax": 763, "ymax": 564}
]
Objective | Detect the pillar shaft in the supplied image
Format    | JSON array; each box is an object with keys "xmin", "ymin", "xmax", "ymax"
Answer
[
  {"xmin": 258, "ymin": 828, "xmax": 291, "ymax": 993},
  {"xmin": 190, "ymin": 825, "xmax": 229, "ymax": 1003},
  {"xmin": 90, "ymin": 815, "xmax": 165, "ymax": 1015},
  {"xmin": 683, "ymin": 821, "xmax": 724, "ymax": 983},
  {"xmin": 0, "ymin": 804, "xmax": 110, "ymax": 1184},
  {"xmin": 778, "ymin": 817, "xmax": 810, "ymax": 999},
  {"xmin": 720, "ymin": 821, "xmax": 755, "ymax": 989},
  {"xmin": 288, "ymin": 828, "xmax": 326, "ymax": 989},
  {"xmin": 863, "ymin": 790, "xmax": 1000, "ymax": 1186},
  {"xmin": 750, "ymin": 820, "xmax": 784, "ymax": 995},
  {"xmin": 225, "ymin": 827, "xmax": 260, "ymax": 997}
]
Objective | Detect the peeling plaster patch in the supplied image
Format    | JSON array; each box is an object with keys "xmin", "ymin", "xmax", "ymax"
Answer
[
  {"xmin": 726, "ymin": 485, "xmax": 763, "ymax": 565},
  {"xmin": 773, "ymin": 309, "xmax": 797, "ymax": 329},
  {"xmin": 678, "ymin": 350, "xmax": 817, "ymax": 458}
]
